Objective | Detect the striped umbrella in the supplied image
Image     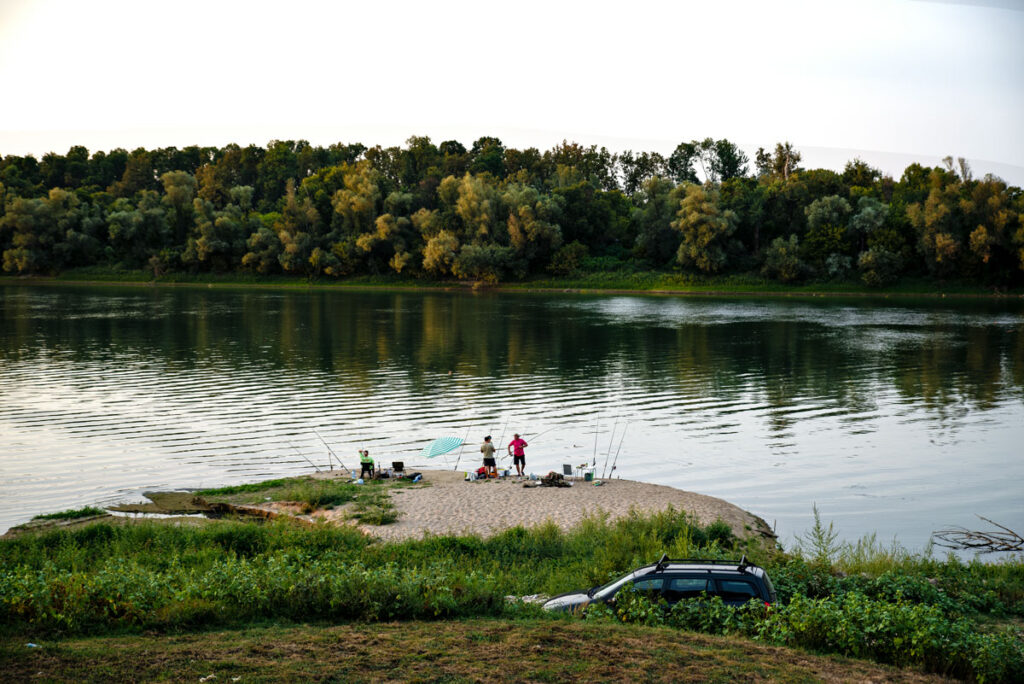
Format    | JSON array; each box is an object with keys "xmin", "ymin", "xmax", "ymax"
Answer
[{"xmin": 419, "ymin": 436, "xmax": 465, "ymax": 459}]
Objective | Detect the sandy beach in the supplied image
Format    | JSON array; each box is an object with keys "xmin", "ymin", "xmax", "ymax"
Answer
[{"xmin": 313, "ymin": 469, "xmax": 773, "ymax": 541}]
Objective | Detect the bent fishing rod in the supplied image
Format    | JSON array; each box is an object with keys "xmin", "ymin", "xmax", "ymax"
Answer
[
  {"xmin": 501, "ymin": 425, "xmax": 556, "ymax": 461},
  {"xmin": 289, "ymin": 442, "xmax": 323, "ymax": 473},
  {"xmin": 312, "ymin": 428, "xmax": 346, "ymax": 472}
]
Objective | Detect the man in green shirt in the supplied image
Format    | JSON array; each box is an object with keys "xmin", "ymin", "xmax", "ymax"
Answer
[{"xmin": 359, "ymin": 449, "xmax": 374, "ymax": 479}]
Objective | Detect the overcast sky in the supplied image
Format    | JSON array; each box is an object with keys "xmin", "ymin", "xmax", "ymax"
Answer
[{"xmin": 1, "ymin": 0, "xmax": 1022, "ymax": 184}]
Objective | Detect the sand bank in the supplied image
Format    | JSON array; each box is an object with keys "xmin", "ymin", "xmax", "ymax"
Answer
[{"xmin": 312, "ymin": 469, "xmax": 774, "ymax": 541}]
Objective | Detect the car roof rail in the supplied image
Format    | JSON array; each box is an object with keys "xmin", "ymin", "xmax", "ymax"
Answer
[{"xmin": 652, "ymin": 556, "xmax": 752, "ymax": 571}]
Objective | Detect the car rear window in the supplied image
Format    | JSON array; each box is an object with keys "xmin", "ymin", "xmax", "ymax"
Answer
[
  {"xmin": 717, "ymin": 580, "xmax": 759, "ymax": 601},
  {"xmin": 664, "ymin": 577, "xmax": 709, "ymax": 601}
]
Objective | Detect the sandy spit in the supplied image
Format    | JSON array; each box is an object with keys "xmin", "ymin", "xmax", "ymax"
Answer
[{"xmin": 313, "ymin": 469, "xmax": 774, "ymax": 542}]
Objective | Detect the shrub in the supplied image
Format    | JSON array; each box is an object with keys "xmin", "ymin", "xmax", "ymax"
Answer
[
  {"xmin": 858, "ymin": 247, "xmax": 902, "ymax": 287},
  {"xmin": 761, "ymin": 235, "xmax": 806, "ymax": 283},
  {"xmin": 547, "ymin": 240, "xmax": 589, "ymax": 275}
]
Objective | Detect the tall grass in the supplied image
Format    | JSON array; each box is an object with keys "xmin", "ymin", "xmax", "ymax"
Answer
[
  {"xmin": 31, "ymin": 507, "xmax": 108, "ymax": 521},
  {"xmin": 0, "ymin": 507, "xmax": 724, "ymax": 634}
]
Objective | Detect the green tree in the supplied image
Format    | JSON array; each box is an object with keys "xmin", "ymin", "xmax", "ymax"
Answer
[
  {"xmin": 755, "ymin": 142, "xmax": 803, "ymax": 180},
  {"xmin": 632, "ymin": 177, "xmax": 679, "ymax": 265},
  {"xmin": 469, "ymin": 137, "xmax": 506, "ymax": 177},
  {"xmin": 672, "ymin": 184, "xmax": 738, "ymax": 273},
  {"xmin": 160, "ymin": 171, "xmax": 197, "ymax": 244},
  {"xmin": 618, "ymin": 150, "xmax": 667, "ymax": 194},
  {"xmin": 275, "ymin": 179, "xmax": 320, "ymax": 274},
  {"xmin": 802, "ymin": 195, "xmax": 852, "ymax": 268},
  {"xmin": 241, "ymin": 225, "xmax": 282, "ymax": 274},
  {"xmin": 667, "ymin": 142, "xmax": 699, "ymax": 185},
  {"xmin": 1, "ymin": 188, "xmax": 101, "ymax": 273},
  {"xmin": 422, "ymin": 230, "xmax": 460, "ymax": 276},
  {"xmin": 503, "ymin": 184, "xmax": 563, "ymax": 268},
  {"xmin": 331, "ymin": 161, "xmax": 381, "ymax": 239},
  {"xmin": 455, "ymin": 173, "xmax": 503, "ymax": 242},
  {"xmin": 711, "ymin": 139, "xmax": 749, "ymax": 181},
  {"xmin": 452, "ymin": 243, "xmax": 515, "ymax": 283},
  {"xmin": 356, "ymin": 212, "xmax": 416, "ymax": 274},
  {"xmin": 106, "ymin": 191, "xmax": 171, "ymax": 267},
  {"xmin": 849, "ymin": 196, "xmax": 888, "ymax": 252},
  {"xmin": 858, "ymin": 247, "xmax": 902, "ymax": 287},
  {"xmin": 761, "ymin": 234, "xmax": 806, "ymax": 282}
]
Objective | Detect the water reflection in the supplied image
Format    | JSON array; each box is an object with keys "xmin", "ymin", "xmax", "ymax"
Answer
[{"xmin": 1, "ymin": 284, "xmax": 1022, "ymax": 549}]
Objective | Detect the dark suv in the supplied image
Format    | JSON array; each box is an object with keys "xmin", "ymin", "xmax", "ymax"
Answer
[{"xmin": 542, "ymin": 555, "xmax": 776, "ymax": 614}]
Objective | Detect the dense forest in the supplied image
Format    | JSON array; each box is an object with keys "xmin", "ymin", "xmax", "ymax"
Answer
[{"xmin": 1, "ymin": 136, "xmax": 1022, "ymax": 287}]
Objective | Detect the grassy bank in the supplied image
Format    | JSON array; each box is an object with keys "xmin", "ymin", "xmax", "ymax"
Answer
[
  {"xmin": 4, "ymin": 266, "xmax": 1023, "ymax": 298},
  {"xmin": 2, "ymin": 507, "xmax": 1022, "ymax": 680},
  {"xmin": 0, "ymin": 619, "xmax": 952, "ymax": 683}
]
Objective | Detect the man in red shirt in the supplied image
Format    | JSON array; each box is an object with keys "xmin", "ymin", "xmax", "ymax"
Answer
[{"xmin": 508, "ymin": 433, "xmax": 528, "ymax": 477}]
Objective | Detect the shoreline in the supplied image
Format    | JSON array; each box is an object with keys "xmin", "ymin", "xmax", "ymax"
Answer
[
  {"xmin": 3, "ymin": 468, "xmax": 776, "ymax": 542},
  {"xmin": 4, "ymin": 273, "xmax": 1024, "ymax": 301}
]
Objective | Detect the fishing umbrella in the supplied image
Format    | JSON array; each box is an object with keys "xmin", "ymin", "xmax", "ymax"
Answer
[{"xmin": 419, "ymin": 436, "xmax": 465, "ymax": 460}]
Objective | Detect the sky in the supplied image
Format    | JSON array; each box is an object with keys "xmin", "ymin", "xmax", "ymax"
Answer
[{"xmin": 0, "ymin": 0, "xmax": 1022, "ymax": 184}]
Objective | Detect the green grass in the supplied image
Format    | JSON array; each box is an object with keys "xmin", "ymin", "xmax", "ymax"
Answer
[
  {"xmin": 350, "ymin": 490, "xmax": 399, "ymax": 524},
  {"xmin": 0, "ymin": 619, "xmax": 954, "ymax": 683},
  {"xmin": 197, "ymin": 478, "xmax": 297, "ymax": 496},
  {"xmin": 30, "ymin": 506, "xmax": 108, "ymax": 521},
  {"xmin": 197, "ymin": 474, "xmax": 419, "ymax": 518},
  {"xmin": 200, "ymin": 475, "xmax": 370, "ymax": 514}
]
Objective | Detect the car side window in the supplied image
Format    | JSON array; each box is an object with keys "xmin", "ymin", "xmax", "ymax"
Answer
[
  {"xmin": 717, "ymin": 580, "xmax": 759, "ymax": 602},
  {"xmin": 664, "ymin": 577, "xmax": 710, "ymax": 602},
  {"xmin": 628, "ymin": 578, "xmax": 664, "ymax": 595}
]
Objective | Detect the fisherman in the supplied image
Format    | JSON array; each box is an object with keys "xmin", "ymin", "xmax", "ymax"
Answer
[
  {"xmin": 359, "ymin": 449, "xmax": 374, "ymax": 479},
  {"xmin": 508, "ymin": 433, "xmax": 528, "ymax": 477},
  {"xmin": 480, "ymin": 435, "xmax": 498, "ymax": 478}
]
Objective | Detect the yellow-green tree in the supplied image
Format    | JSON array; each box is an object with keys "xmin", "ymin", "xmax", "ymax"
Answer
[{"xmin": 672, "ymin": 184, "xmax": 737, "ymax": 273}]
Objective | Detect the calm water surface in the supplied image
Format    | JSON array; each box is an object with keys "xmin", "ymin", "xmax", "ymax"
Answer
[{"xmin": 2, "ymin": 284, "xmax": 1023, "ymax": 550}]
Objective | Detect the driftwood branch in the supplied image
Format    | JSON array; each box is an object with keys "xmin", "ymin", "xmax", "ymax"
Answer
[{"xmin": 932, "ymin": 515, "xmax": 1024, "ymax": 554}]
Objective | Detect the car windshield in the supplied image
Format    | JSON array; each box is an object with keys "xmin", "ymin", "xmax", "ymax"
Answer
[{"xmin": 590, "ymin": 568, "xmax": 649, "ymax": 599}]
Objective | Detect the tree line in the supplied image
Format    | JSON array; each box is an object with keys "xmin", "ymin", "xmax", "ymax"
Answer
[{"xmin": 1, "ymin": 136, "xmax": 1022, "ymax": 287}]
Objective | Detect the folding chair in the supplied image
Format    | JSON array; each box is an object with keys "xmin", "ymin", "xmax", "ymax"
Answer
[
  {"xmin": 392, "ymin": 461, "xmax": 405, "ymax": 478},
  {"xmin": 563, "ymin": 463, "xmax": 574, "ymax": 481}
]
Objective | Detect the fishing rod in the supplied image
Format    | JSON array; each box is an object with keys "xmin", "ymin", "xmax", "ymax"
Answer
[
  {"xmin": 522, "ymin": 425, "xmax": 557, "ymax": 443},
  {"xmin": 501, "ymin": 424, "xmax": 557, "ymax": 462},
  {"xmin": 608, "ymin": 422, "xmax": 628, "ymax": 478},
  {"xmin": 453, "ymin": 424, "xmax": 471, "ymax": 471},
  {"xmin": 495, "ymin": 417, "xmax": 510, "ymax": 462},
  {"xmin": 601, "ymin": 417, "xmax": 617, "ymax": 480},
  {"xmin": 592, "ymin": 415, "xmax": 600, "ymax": 469},
  {"xmin": 312, "ymin": 428, "xmax": 345, "ymax": 472},
  {"xmin": 289, "ymin": 442, "xmax": 323, "ymax": 473}
]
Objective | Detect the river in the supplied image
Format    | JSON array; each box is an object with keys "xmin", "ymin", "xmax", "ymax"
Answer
[{"xmin": 1, "ymin": 283, "xmax": 1022, "ymax": 551}]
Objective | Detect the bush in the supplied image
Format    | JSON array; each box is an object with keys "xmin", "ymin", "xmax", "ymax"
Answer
[
  {"xmin": 548, "ymin": 241, "xmax": 589, "ymax": 275},
  {"xmin": 452, "ymin": 244, "xmax": 517, "ymax": 284},
  {"xmin": 858, "ymin": 247, "xmax": 902, "ymax": 287},
  {"xmin": 761, "ymin": 235, "xmax": 806, "ymax": 283},
  {"xmin": 609, "ymin": 591, "xmax": 1024, "ymax": 682}
]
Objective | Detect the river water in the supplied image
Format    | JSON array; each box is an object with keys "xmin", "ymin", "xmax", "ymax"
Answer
[{"xmin": 1, "ymin": 283, "xmax": 1022, "ymax": 551}]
